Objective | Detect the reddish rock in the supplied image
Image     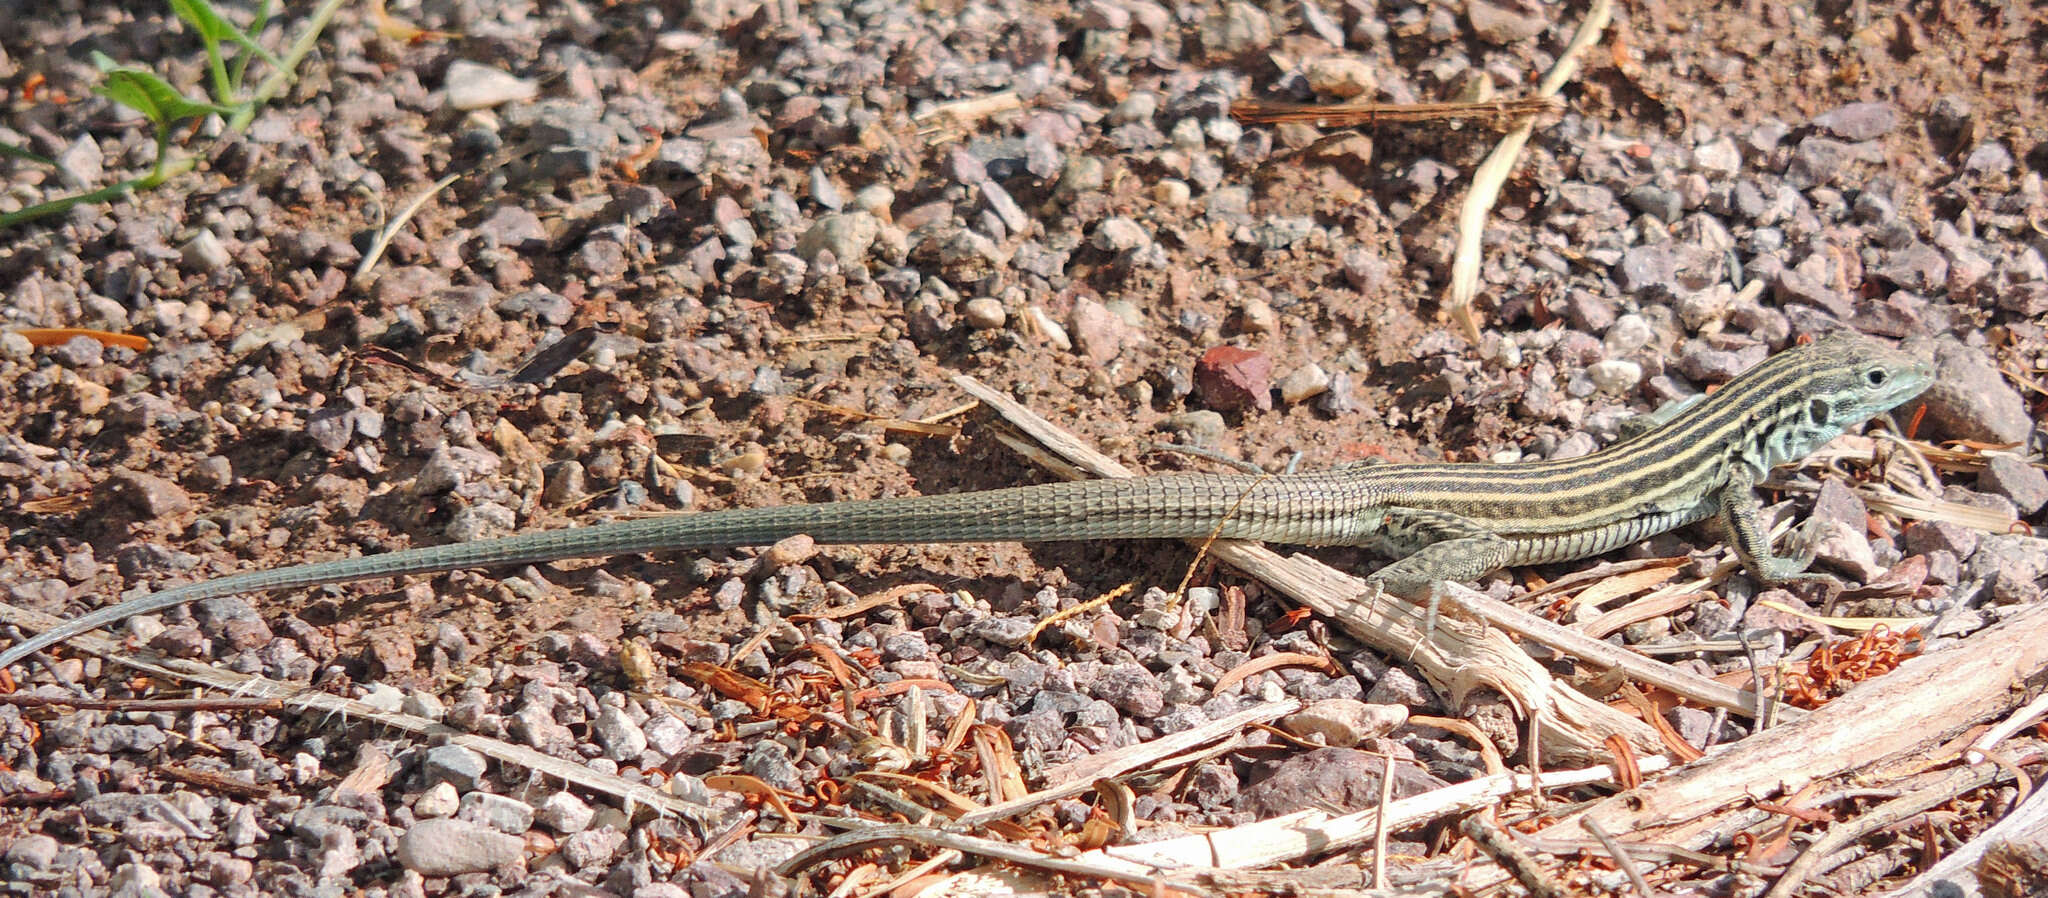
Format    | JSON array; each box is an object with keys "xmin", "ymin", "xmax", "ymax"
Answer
[{"xmin": 1195, "ymin": 345, "xmax": 1274, "ymax": 412}]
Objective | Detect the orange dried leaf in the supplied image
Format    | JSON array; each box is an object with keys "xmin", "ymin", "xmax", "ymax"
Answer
[{"xmin": 13, "ymin": 328, "xmax": 150, "ymax": 351}]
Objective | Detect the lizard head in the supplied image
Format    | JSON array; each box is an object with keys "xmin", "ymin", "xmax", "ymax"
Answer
[{"xmin": 1758, "ymin": 331, "xmax": 1935, "ymax": 470}]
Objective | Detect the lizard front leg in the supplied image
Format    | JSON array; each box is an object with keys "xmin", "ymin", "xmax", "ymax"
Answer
[{"xmin": 1717, "ymin": 466, "xmax": 1828, "ymax": 584}]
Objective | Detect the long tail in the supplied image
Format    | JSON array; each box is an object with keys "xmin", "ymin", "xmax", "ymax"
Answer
[{"xmin": 2, "ymin": 471, "xmax": 1378, "ymax": 667}]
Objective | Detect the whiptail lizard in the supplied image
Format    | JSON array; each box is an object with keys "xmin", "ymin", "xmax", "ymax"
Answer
[{"xmin": 0, "ymin": 331, "xmax": 1933, "ymax": 669}]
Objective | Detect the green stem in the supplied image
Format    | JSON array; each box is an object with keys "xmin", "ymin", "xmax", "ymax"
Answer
[
  {"xmin": 230, "ymin": 0, "xmax": 346, "ymax": 133},
  {"xmin": 228, "ymin": 0, "xmax": 276, "ymax": 96},
  {"xmin": 203, "ymin": 39, "xmax": 233, "ymax": 106},
  {"xmin": 0, "ymin": 135, "xmax": 192, "ymax": 229}
]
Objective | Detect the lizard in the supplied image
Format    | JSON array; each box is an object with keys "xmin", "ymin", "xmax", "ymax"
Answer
[{"xmin": 0, "ymin": 331, "xmax": 1934, "ymax": 670}]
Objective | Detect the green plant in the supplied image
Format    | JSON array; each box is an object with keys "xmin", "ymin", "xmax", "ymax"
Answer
[{"xmin": 0, "ymin": 0, "xmax": 347, "ymax": 229}]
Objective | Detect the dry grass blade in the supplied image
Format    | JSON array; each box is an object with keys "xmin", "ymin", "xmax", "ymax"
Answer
[
  {"xmin": 1231, "ymin": 95, "xmax": 1565, "ymax": 129},
  {"xmin": 1443, "ymin": 0, "xmax": 1614, "ymax": 343}
]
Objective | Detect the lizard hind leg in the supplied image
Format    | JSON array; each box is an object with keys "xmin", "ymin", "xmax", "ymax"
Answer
[{"xmin": 1362, "ymin": 510, "xmax": 1516, "ymax": 646}]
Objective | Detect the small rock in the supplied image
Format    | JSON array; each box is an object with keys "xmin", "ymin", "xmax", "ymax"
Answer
[
  {"xmin": 962, "ymin": 297, "xmax": 1007, "ymax": 330},
  {"xmin": 1624, "ymin": 185, "xmax": 1682, "ymax": 223},
  {"xmin": 1160, "ymin": 410, "xmax": 1229, "ymax": 449},
  {"xmin": 3, "ymin": 833, "xmax": 59, "ymax": 869},
  {"xmin": 103, "ymin": 469, "xmax": 193, "ymax": 518},
  {"xmin": 807, "ymin": 166, "xmax": 843, "ymax": 211},
  {"xmin": 796, "ymin": 212, "xmax": 880, "ymax": 265},
  {"xmin": 1091, "ymin": 217, "xmax": 1149, "ymax": 253},
  {"xmin": 395, "ymin": 818, "xmax": 525, "ymax": 876},
  {"xmin": 1239, "ymin": 298, "xmax": 1279, "ymax": 334},
  {"xmin": 1364, "ymin": 666, "xmax": 1435, "ymax": 706},
  {"xmin": 1277, "ymin": 364, "xmax": 1331, "ymax": 404},
  {"xmin": 1900, "ymin": 520, "xmax": 1979, "ymax": 561},
  {"xmin": 1199, "ymin": 1, "xmax": 1274, "ymax": 58},
  {"xmin": 50, "ymin": 335, "xmax": 103, "ymax": 367},
  {"xmin": 1304, "ymin": 57, "xmax": 1376, "ymax": 98},
  {"xmin": 535, "ymin": 792, "xmax": 595, "ymax": 834},
  {"xmin": 444, "ymin": 61, "xmax": 538, "ymax": 111},
  {"xmin": 180, "ymin": 229, "xmax": 231, "ymax": 271},
  {"xmin": 762, "ymin": 534, "xmax": 817, "ymax": 567},
  {"xmin": 1280, "ymin": 699, "xmax": 1408, "ymax": 747},
  {"xmin": 1963, "ymin": 142, "xmax": 2013, "ymax": 175},
  {"xmin": 476, "ymin": 206, "xmax": 548, "ymax": 251},
  {"xmin": 1979, "ymin": 455, "xmax": 2048, "ymax": 515},
  {"xmin": 1587, "ymin": 359, "xmax": 1643, "ymax": 393},
  {"xmin": 414, "ymin": 783, "xmax": 460, "ymax": 818},
  {"xmin": 980, "ymin": 181, "xmax": 1030, "ymax": 235},
  {"xmin": 1195, "ymin": 345, "xmax": 1274, "ymax": 412},
  {"xmin": 559, "ymin": 828, "xmax": 627, "ymax": 869},
  {"xmin": 592, "ymin": 706, "xmax": 648, "ymax": 762},
  {"xmin": 1026, "ymin": 305, "xmax": 1072, "ymax": 351},
  {"xmin": 1812, "ymin": 102, "xmax": 1900, "ymax": 141},
  {"xmin": 459, "ymin": 791, "xmax": 535, "ymax": 833},
  {"xmin": 882, "ymin": 631, "xmax": 931, "ymax": 662},
  {"xmin": 1614, "ymin": 245, "xmax": 1677, "ymax": 294},
  {"xmin": 422, "ymin": 744, "xmax": 488, "ymax": 792},
  {"xmin": 1069, "ymin": 297, "xmax": 1133, "ymax": 365},
  {"xmin": 1467, "ymin": 0, "xmax": 1549, "ymax": 43},
  {"xmin": 1237, "ymin": 748, "xmax": 1446, "ymax": 817},
  {"xmin": 1691, "ymin": 137, "xmax": 1742, "ymax": 176}
]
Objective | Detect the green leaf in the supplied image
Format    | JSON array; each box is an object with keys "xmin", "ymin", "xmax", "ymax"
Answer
[
  {"xmin": 91, "ymin": 51, "xmax": 236, "ymax": 126},
  {"xmin": 169, "ymin": 0, "xmax": 284, "ymax": 70}
]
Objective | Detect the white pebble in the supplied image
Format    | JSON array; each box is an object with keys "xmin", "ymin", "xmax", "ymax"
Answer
[{"xmin": 445, "ymin": 61, "xmax": 538, "ymax": 111}]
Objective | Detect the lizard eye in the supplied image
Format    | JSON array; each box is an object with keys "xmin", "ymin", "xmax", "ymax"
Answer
[
  {"xmin": 1808, "ymin": 398, "xmax": 1832, "ymax": 425},
  {"xmin": 1865, "ymin": 368, "xmax": 1888, "ymax": 386}
]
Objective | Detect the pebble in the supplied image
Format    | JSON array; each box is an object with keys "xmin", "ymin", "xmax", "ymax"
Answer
[
  {"xmin": 1811, "ymin": 101, "xmax": 1899, "ymax": 141},
  {"xmin": 796, "ymin": 212, "xmax": 880, "ymax": 265},
  {"xmin": 414, "ymin": 782, "xmax": 460, "ymax": 818},
  {"xmin": 963, "ymin": 297, "xmax": 1007, "ymax": 329},
  {"xmin": 1277, "ymin": 363, "xmax": 1331, "ymax": 404},
  {"xmin": 1280, "ymin": 699, "xmax": 1408, "ymax": 747},
  {"xmin": 460, "ymin": 791, "xmax": 536, "ymax": 833},
  {"xmin": 560, "ymin": 828, "xmax": 627, "ymax": 869},
  {"xmin": 1069, "ymin": 297, "xmax": 1135, "ymax": 365},
  {"xmin": 395, "ymin": 818, "xmax": 525, "ymax": 876},
  {"xmin": 1586, "ymin": 359, "xmax": 1644, "ymax": 393},
  {"xmin": 1025, "ymin": 305, "xmax": 1072, "ymax": 351},
  {"xmin": 536, "ymin": 792, "xmax": 595, "ymax": 834},
  {"xmin": 593, "ymin": 705, "xmax": 649, "ymax": 761},
  {"xmin": 1978, "ymin": 455, "xmax": 2048, "ymax": 515},
  {"xmin": 103, "ymin": 469, "xmax": 194, "ymax": 517},
  {"xmin": 180, "ymin": 229, "xmax": 231, "ymax": 270},
  {"xmin": 1466, "ymin": 0, "xmax": 1549, "ymax": 43},
  {"xmin": 980, "ymin": 181, "xmax": 1030, "ymax": 235},
  {"xmin": 1304, "ymin": 57, "xmax": 1376, "ymax": 98},
  {"xmin": 445, "ymin": 60, "xmax": 539, "ymax": 111},
  {"xmin": 1159, "ymin": 410, "xmax": 1228, "ymax": 449},
  {"xmin": 763, "ymin": 534, "xmax": 818, "ymax": 567},
  {"xmin": 1194, "ymin": 345, "xmax": 1274, "ymax": 412},
  {"xmin": 5, "ymin": 833, "xmax": 59, "ymax": 869},
  {"xmin": 1199, "ymin": 2, "xmax": 1274, "ymax": 58},
  {"xmin": 422, "ymin": 744, "xmax": 488, "ymax": 792},
  {"xmin": 1091, "ymin": 217, "xmax": 1150, "ymax": 252}
]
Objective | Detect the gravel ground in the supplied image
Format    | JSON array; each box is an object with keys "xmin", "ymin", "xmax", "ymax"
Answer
[{"xmin": 1, "ymin": 0, "xmax": 2045, "ymax": 895}]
